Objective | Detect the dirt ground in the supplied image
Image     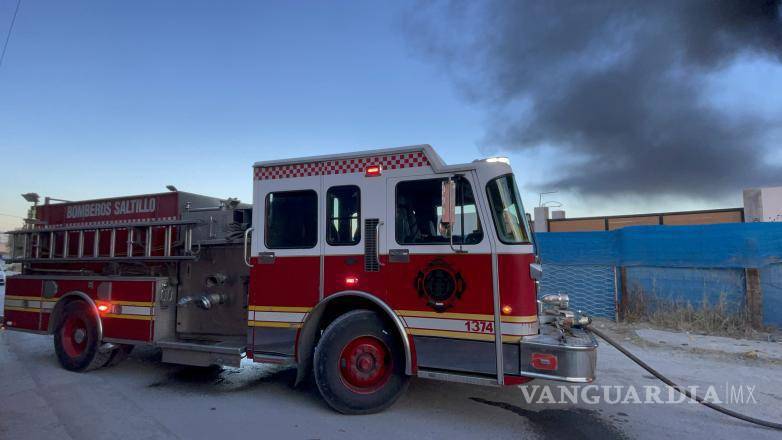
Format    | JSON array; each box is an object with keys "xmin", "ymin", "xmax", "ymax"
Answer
[{"xmin": 1, "ymin": 317, "xmax": 781, "ymax": 440}]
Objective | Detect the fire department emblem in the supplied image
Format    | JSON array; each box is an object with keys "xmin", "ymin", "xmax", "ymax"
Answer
[{"xmin": 414, "ymin": 259, "xmax": 467, "ymax": 312}]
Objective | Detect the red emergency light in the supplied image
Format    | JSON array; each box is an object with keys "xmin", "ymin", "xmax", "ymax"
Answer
[
  {"xmin": 365, "ymin": 165, "xmax": 382, "ymax": 177},
  {"xmin": 344, "ymin": 276, "xmax": 359, "ymax": 287},
  {"xmin": 96, "ymin": 302, "xmax": 116, "ymax": 314}
]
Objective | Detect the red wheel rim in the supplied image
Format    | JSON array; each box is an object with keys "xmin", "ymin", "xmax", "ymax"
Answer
[
  {"xmin": 338, "ymin": 336, "xmax": 393, "ymax": 394},
  {"xmin": 61, "ymin": 315, "xmax": 88, "ymax": 358}
]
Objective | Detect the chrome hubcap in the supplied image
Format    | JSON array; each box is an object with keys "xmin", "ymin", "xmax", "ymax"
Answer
[{"xmin": 73, "ymin": 328, "xmax": 86, "ymax": 344}]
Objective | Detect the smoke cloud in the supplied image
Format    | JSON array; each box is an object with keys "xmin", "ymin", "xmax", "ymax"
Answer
[{"xmin": 405, "ymin": 1, "xmax": 782, "ymax": 198}]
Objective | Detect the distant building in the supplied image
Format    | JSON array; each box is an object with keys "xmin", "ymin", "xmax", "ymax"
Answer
[
  {"xmin": 540, "ymin": 208, "xmax": 743, "ymax": 233},
  {"xmin": 533, "ymin": 185, "xmax": 782, "ymax": 233},
  {"xmin": 744, "ymin": 186, "xmax": 782, "ymax": 222}
]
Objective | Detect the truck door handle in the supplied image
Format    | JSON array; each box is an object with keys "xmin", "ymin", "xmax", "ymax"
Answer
[
  {"xmin": 376, "ymin": 221, "xmax": 385, "ymax": 267},
  {"xmin": 389, "ymin": 248, "xmax": 409, "ymax": 263},
  {"xmin": 243, "ymin": 227, "xmax": 254, "ymax": 267}
]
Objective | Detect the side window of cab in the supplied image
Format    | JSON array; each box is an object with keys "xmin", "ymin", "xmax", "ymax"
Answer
[
  {"xmin": 326, "ymin": 185, "xmax": 361, "ymax": 246},
  {"xmin": 265, "ymin": 190, "xmax": 318, "ymax": 249},
  {"xmin": 395, "ymin": 177, "xmax": 482, "ymax": 245}
]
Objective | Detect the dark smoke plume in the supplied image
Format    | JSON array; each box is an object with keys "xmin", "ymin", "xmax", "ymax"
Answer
[{"xmin": 405, "ymin": 1, "xmax": 782, "ymax": 198}]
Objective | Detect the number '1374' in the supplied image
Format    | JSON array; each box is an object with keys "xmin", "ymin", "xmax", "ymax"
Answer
[{"xmin": 464, "ymin": 320, "xmax": 494, "ymax": 333}]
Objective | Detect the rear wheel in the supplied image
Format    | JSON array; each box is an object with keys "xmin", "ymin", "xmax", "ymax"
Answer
[
  {"xmin": 314, "ymin": 310, "xmax": 409, "ymax": 414},
  {"xmin": 54, "ymin": 301, "xmax": 111, "ymax": 372}
]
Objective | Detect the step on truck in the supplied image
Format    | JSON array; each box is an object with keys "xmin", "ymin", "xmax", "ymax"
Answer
[{"xmin": 4, "ymin": 145, "xmax": 596, "ymax": 413}]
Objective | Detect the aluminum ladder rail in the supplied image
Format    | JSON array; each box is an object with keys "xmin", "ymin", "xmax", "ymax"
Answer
[{"xmin": 5, "ymin": 219, "xmax": 200, "ymax": 263}]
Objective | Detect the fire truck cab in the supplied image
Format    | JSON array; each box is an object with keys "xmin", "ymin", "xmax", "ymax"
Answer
[{"xmin": 4, "ymin": 145, "xmax": 596, "ymax": 414}]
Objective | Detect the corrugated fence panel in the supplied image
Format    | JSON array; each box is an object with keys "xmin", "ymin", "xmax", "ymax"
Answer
[
  {"xmin": 759, "ymin": 263, "xmax": 782, "ymax": 327},
  {"xmin": 537, "ymin": 222, "xmax": 782, "ymax": 268},
  {"xmin": 539, "ymin": 264, "xmax": 616, "ymax": 319},
  {"xmin": 624, "ymin": 267, "xmax": 745, "ymax": 312},
  {"xmin": 536, "ymin": 231, "xmax": 618, "ymax": 265},
  {"xmin": 536, "ymin": 223, "xmax": 782, "ymax": 326}
]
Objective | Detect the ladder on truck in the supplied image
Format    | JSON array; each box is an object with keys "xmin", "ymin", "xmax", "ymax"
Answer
[{"xmin": 6, "ymin": 219, "xmax": 200, "ymax": 263}]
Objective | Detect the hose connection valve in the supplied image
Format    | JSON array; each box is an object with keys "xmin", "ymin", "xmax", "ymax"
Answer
[
  {"xmin": 538, "ymin": 293, "xmax": 591, "ymax": 328},
  {"xmin": 540, "ymin": 293, "xmax": 570, "ymax": 310}
]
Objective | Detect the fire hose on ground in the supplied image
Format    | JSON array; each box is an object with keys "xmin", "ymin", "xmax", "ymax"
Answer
[
  {"xmin": 538, "ymin": 294, "xmax": 782, "ymax": 431},
  {"xmin": 587, "ymin": 325, "xmax": 782, "ymax": 431}
]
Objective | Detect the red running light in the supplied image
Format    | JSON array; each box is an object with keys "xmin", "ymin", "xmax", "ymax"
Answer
[
  {"xmin": 365, "ymin": 165, "xmax": 382, "ymax": 177},
  {"xmin": 344, "ymin": 276, "xmax": 359, "ymax": 287},
  {"xmin": 97, "ymin": 304, "xmax": 110, "ymax": 313}
]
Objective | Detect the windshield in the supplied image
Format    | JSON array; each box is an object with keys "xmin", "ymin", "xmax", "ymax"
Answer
[{"xmin": 486, "ymin": 174, "xmax": 531, "ymax": 244}]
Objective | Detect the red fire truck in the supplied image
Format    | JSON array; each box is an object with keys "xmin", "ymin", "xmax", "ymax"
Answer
[{"xmin": 4, "ymin": 145, "xmax": 596, "ymax": 413}]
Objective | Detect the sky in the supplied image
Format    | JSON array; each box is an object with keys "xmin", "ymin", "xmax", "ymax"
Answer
[{"xmin": 1, "ymin": 1, "xmax": 780, "ymax": 234}]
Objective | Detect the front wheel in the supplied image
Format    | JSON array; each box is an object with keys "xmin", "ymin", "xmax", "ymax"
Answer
[
  {"xmin": 53, "ymin": 301, "xmax": 111, "ymax": 372},
  {"xmin": 314, "ymin": 310, "xmax": 409, "ymax": 414}
]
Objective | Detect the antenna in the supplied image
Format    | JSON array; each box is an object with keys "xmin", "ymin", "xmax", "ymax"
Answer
[{"xmin": 538, "ymin": 190, "xmax": 558, "ymax": 207}]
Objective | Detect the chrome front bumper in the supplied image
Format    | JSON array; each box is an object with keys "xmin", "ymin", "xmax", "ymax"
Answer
[{"xmin": 518, "ymin": 323, "xmax": 598, "ymax": 383}]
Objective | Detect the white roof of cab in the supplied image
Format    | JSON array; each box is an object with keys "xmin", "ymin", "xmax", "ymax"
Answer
[{"xmin": 253, "ymin": 144, "xmax": 488, "ymax": 174}]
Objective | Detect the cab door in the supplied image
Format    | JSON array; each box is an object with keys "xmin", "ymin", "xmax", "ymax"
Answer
[
  {"xmin": 385, "ymin": 173, "xmax": 499, "ymax": 375},
  {"xmin": 248, "ymin": 176, "xmax": 322, "ymax": 357},
  {"xmin": 321, "ymin": 173, "xmax": 390, "ymax": 301}
]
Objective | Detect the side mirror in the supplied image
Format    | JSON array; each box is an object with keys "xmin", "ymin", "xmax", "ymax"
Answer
[{"xmin": 440, "ymin": 179, "xmax": 456, "ymax": 238}]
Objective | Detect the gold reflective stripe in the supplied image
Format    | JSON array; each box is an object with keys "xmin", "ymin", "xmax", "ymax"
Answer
[
  {"xmin": 406, "ymin": 328, "xmax": 521, "ymax": 343},
  {"xmin": 103, "ymin": 314, "xmax": 153, "ymax": 321},
  {"xmin": 111, "ymin": 301, "xmax": 153, "ymax": 307},
  {"xmin": 397, "ymin": 309, "xmax": 537, "ymax": 323},
  {"xmin": 249, "ymin": 307, "xmax": 536, "ymax": 323},
  {"xmin": 4, "ymin": 306, "xmax": 39, "ymax": 313},
  {"xmin": 396, "ymin": 309, "xmax": 495, "ymax": 320},
  {"xmin": 7, "ymin": 296, "xmax": 152, "ymax": 307},
  {"xmin": 501, "ymin": 315, "xmax": 538, "ymax": 323},
  {"xmin": 249, "ymin": 305, "xmax": 312, "ymax": 313},
  {"xmin": 248, "ymin": 321, "xmax": 302, "ymax": 329}
]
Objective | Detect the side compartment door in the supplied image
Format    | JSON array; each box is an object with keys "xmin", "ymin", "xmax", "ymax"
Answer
[
  {"xmin": 3, "ymin": 276, "xmax": 43, "ymax": 332},
  {"xmin": 248, "ymin": 176, "xmax": 322, "ymax": 357},
  {"xmin": 385, "ymin": 173, "xmax": 499, "ymax": 375}
]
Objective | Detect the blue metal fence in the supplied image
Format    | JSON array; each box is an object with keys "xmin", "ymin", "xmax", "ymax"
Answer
[
  {"xmin": 759, "ymin": 263, "xmax": 782, "ymax": 327},
  {"xmin": 538, "ymin": 264, "xmax": 617, "ymax": 319},
  {"xmin": 624, "ymin": 266, "xmax": 745, "ymax": 311},
  {"xmin": 537, "ymin": 222, "xmax": 782, "ymax": 268},
  {"xmin": 535, "ymin": 222, "xmax": 782, "ymax": 326}
]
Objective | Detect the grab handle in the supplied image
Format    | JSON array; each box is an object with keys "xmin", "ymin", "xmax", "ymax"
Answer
[{"xmin": 243, "ymin": 227, "xmax": 254, "ymax": 267}]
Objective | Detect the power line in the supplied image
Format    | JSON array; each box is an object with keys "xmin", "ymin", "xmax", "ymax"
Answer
[{"xmin": 0, "ymin": 0, "xmax": 22, "ymax": 70}]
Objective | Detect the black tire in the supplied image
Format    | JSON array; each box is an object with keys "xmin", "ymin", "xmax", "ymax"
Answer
[
  {"xmin": 53, "ymin": 301, "xmax": 111, "ymax": 372},
  {"xmin": 104, "ymin": 344, "xmax": 134, "ymax": 368},
  {"xmin": 314, "ymin": 310, "xmax": 409, "ymax": 414}
]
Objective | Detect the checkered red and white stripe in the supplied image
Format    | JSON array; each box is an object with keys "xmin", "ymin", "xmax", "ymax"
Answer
[{"xmin": 254, "ymin": 151, "xmax": 430, "ymax": 180}]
